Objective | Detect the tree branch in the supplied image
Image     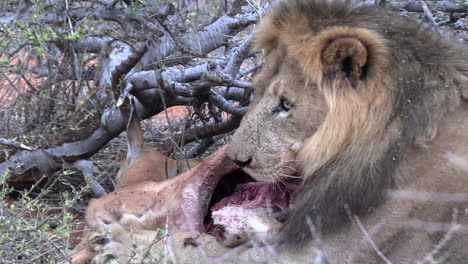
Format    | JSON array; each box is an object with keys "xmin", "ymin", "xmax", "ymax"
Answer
[
  {"xmin": 72, "ymin": 160, "xmax": 107, "ymax": 198},
  {"xmin": 394, "ymin": 0, "xmax": 468, "ymax": 13}
]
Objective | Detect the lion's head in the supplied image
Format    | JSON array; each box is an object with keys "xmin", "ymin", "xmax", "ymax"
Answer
[{"xmin": 227, "ymin": 0, "xmax": 468, "ymax": 247}]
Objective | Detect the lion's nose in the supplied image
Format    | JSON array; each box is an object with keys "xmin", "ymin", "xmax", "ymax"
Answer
[
  {"xmin": 233, "ymin": 153, "xmax": 252, "ymax": 167},
  {"xmin": 226, "ymin": 144, "xmax": 253, "ymax": 166}
]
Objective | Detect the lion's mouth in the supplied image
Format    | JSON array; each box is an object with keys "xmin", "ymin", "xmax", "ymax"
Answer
[
  {"xmin": 174, "ymin": 159, "xmax": 297, "ymax": 245},
  {"xmin": 167, "ymin": 146, "xmax": 299, "ymax": 246},
  {"xmin": 206, "ymin": 169, "xmax": 298, "ymax": 245},
  {"xmin": 208, "ymin": 169, "xmax": 292, "ymax": 214}
]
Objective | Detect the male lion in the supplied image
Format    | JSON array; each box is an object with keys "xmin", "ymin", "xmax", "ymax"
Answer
[{"xmin": 227, "ymin": 0, "xmax": 468, "ymax": 262}]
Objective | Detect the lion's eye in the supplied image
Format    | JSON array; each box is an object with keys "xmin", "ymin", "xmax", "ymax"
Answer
[{"xmin": 273, "ymin": 98, "xmax": 293, "ymax": 113}]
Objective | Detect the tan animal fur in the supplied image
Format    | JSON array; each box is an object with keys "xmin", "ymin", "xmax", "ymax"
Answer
[
  {"xmin": 67, "ymin": 100, "xmax": 201, "ymax": 264},
  {"xmin": 227, "ymin": 0, "xmax": 468, "ymax": 262},
  {"xmin": 116, "ymin": 100, "xmax": 200, "ymax": 187}
]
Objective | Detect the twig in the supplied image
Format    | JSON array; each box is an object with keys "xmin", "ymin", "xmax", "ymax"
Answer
[
  {"xmin": 388, "ymin": 190, "xmax": 468, "ymax": 203},
  {"xmin": 406, "ymin": 220, "xmax": 468, "ymax": 235},
  {"xmin": 156, "ymin": 17, "xmax": 206, "ymax": 58},
  {"xmin": 418, "ymin": 209, "xmax": 460, "ymax": 264},
  {"xmin": 345, "ymin": 206, "xmax": 392, "ymax": 264},
  {"xmin": 237, "ymin": 62, "xmax": 262, "ymax": 78},
  {"xmin": 0, "ymin": 137, "xmax": 35, "ymax": 150},
  {"xmin": 419, "ymin": 0, "xmax": 439, "ymax": 33}
]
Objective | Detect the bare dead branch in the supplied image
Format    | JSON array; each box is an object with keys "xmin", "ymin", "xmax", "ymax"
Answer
[
  {"xmin": 395, "ymin": 1, "xmax": 468, "ymax": 13},
  {"xmin": 163, "ymin": 115, "xmax": 242, "ymax": 153},
  {"xmin": 72, "ymin": 160, "xmax": 107, "ymax": 198},
  {"xmin": 223, "ymin": 35, "xmax": 253, "ymax": 79},
  {"xmin": 238, "ymin": 62, "xmax": 262, "ymax": 78},
  {"xmin": 183, "ymin": 138, "xmax": 215, "ymax": 159},
  {"xmin": 111, "ymin": 43, "xmax": 149, "ymax": 98},
  {"xmin": 0, "ymin": 138, "xmax": 35, "ymax": 151},
  {"xmin": 419, "ymin": 0, "xmax": 439, "ymax": 32},
  {"xmin": 209, "ymin": 90, "xmax": 248, "ymax": 116},
  {"xmin": 155, "ymin": 15, "xmax": 206, "ymax": 57},
  {"xmin": 141, "ymin": 11, "xmax": 258, "ymax": 68},
  {"xmin": 71, "ymin": 36, "xmax": 113, "ymax": 53}
]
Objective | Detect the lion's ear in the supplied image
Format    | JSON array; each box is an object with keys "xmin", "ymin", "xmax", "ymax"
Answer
[{"xmin": 321, "ymin": 37, "xmax": 368, "ymax": 87}]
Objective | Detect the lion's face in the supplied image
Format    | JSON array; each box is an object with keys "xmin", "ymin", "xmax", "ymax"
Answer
[
  {"xmin": 228, "ymin": 45, "xmax": 327, "ymax": 183},
  {"xmin": 227, "ymin": 1, "xmax": 392, "ymax": 187}
]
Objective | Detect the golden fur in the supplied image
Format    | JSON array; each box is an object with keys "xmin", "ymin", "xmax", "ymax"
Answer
[
  {"xmin": 67, "ymin": 103, "xmax": 201, "ymax": 264},
  {"xmin": 115, "ymin": 102, "xmax": 200, "ymax": 187},
  {"xmin": 227, "ymin": 0, "xmax": 468, "ymax": 262}
]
